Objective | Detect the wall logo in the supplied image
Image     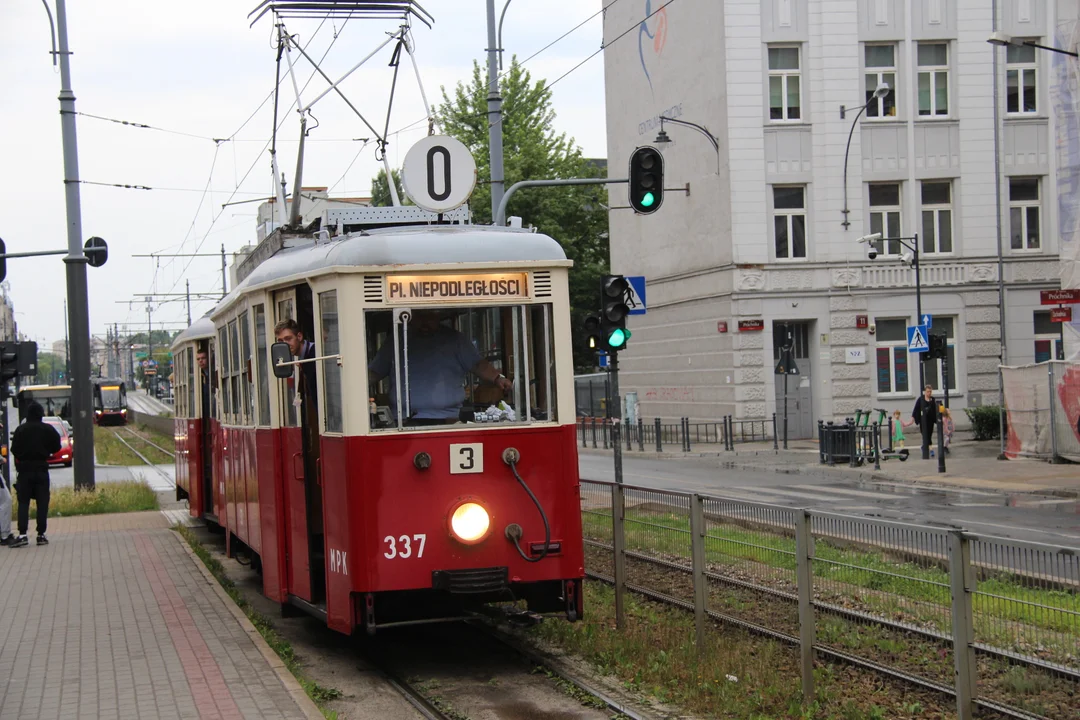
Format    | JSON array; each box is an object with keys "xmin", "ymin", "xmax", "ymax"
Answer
[{"xmin": 638, "ymin": 0, "xmax": 668, "ymax": 91}]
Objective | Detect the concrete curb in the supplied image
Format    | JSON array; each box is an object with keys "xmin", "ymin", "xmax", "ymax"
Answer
[{"xmin": 173, "ymin": 532, "xmax": 326, "ymax": 720}]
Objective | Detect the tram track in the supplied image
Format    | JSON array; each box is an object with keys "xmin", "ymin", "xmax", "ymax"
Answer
[
  {"xmin": 110, "ymin": 429, "xmax": 175, "ymax": 489},
  {"xmin": 120, "ymin": 425, "xmax": 175, "ymax": 459}
]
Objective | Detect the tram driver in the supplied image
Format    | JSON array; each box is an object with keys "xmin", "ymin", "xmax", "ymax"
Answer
[{"xmin": 368, "ymin": 309, "xmax": 513, "ymax": 426}]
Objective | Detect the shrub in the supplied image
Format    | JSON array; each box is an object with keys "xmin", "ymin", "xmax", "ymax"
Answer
[{"xmin": 965, "ymin": 405, "xmax": 1006, "ymax": 441}]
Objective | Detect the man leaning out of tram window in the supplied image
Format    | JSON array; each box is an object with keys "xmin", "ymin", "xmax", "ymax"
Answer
[
  {"xmin": 368, "ymin": 309, "xmax": 513, "ymax": 426},
  {"xmin": 274, "ymin": 319, "xmax": 317, "ymax": 397}
]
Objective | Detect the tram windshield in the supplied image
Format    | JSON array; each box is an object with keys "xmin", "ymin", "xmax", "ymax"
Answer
[
  {"xmin": 99, "ymin": 386, "xmax": 123, "ymax": 410},
  {"xmin": 366, "ymin": 304, "xmax": 556, "ymax": 430}
]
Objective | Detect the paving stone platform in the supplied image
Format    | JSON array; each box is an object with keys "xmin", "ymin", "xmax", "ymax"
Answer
[{"xmin": 0, "ymin": 511, "xmax": 322, "ymax": 720}]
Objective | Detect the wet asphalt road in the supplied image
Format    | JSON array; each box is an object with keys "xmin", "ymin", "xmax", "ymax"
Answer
[{"xmin": 578, "ymin": 453, "xmax": 1080, "ymax": 548}]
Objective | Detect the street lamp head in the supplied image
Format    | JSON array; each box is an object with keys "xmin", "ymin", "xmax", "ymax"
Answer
[
  {"xmin": 987, "ymin": 31, "xmax": 1014, "ymax": 47},
  {"xmin": 857, "ymin": 232, "xmax": 882, "ymax": 245},
  {"xmin": 655, "ymin": 128, "xmax": 672, "ymax": 145},
  {"xmin": 873, "ymin": 82, "xmax": 890, "ymax": 99}
]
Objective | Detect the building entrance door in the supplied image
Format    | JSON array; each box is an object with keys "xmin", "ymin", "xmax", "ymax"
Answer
[{"xmin": 773, "ymin": 322, "xmax": 814, "ymax": 440}]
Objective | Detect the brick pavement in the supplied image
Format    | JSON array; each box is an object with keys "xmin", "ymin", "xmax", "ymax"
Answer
[{"xmin": 0, "ymin": 512, "xmax": 322, "ymax": 720}]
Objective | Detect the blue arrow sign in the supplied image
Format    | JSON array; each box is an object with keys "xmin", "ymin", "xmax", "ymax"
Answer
[
  {"xmin": 626, "ymin": 276, "xmax": 647, "ymax": 316},
  {"xmin": 921, "ymin": 313, "xmax": 933, "ymax": 329},
  {"xmin": 907, "ymin": 325, "xmax": 929, "ymax": 353}
]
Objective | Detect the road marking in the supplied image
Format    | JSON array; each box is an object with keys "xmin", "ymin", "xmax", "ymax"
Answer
[
  {"xmin": 791, "ymin": 484, "xmax": 899, "ymax": 500},
  {"xmin": 948, "ymin": 503, "xmax": 1002, "ymax": 508},
  {"xmin": 1017, "ymin": 498, "xmax": 1078, "ymax": 506},
  {"xmin": 958, "ymin": 520, "xmax": 1080, "ymax": 541},
  {"xmin": 862, "ymin": 480, "xmax": 1004, "ymax": 498}
]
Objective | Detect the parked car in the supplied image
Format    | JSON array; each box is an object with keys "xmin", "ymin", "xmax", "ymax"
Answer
[{"xmin": 43, "ymin": 416, "xmax": 73, "ymax": 467}]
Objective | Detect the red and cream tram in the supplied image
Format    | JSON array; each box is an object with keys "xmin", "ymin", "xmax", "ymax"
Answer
[{"xmin": 173, "ymin": 213, "xmax": 585, "ymax": 634}]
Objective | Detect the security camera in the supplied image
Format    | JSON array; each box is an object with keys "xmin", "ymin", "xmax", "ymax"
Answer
[
  {"xmin": 868, "ymin": 323, "xmax": 876, "ymax": 335},
  {"xmin": 867, "ymin": 248, "xmax": 878, "ymax": 260}
]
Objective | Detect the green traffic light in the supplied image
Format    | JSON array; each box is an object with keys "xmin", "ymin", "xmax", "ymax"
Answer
[
  {"xmin": 640, "ymin": 192, "xmax": 655, "ymax": 208},
  {"xmin": 607, "ymin": 328, "xmax": 630, "ymax": 349}
]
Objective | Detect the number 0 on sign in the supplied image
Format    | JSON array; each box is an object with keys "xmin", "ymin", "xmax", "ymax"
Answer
[{"xmin": 401, "ymin": 135, "xmax": 478, "ymax": 213}]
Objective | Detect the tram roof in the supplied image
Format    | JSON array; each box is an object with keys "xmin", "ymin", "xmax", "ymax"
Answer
[
  {"xmin": 213, "ymin": 225, "xmax": 570, "ymax": 318},
  {"xmin": 172, "ymin": 314, "xmax": 217, "ymax": 350}
]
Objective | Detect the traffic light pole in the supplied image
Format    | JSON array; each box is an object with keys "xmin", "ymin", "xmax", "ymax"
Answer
[
  {"xmin": 54, "ymin": 0, "xmax": 95, "ymax": 491},
  {"xmin": 609, "ymin": 350, "xmax": 628, "ymax": 630},
  {"xmin": 494, "ymin": 178, "xmax": 628, "ymax": 227}
]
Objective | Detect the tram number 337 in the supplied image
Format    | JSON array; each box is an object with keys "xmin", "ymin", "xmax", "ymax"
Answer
[{"xmin": 384, "ymin": 534, "xmax": 427, "ymax": 560}]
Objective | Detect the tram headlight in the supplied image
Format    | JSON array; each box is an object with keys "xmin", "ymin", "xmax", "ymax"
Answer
[{"xmin": 449, "ymin": 502, "xmax": 491, "ymax": 544}]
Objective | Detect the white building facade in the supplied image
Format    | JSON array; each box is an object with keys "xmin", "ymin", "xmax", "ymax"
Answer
[{"xmin": 604, "ymin": 0, "xmax": 1069, "ymax": 437}]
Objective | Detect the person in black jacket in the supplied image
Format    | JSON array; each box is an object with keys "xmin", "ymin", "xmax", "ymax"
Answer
[
  {"xmin": 9, "ymin": 402, "xmax": 62, "ymax": 548},
  {"xmin": 911, "ymin": 385, "xmax": 940, "ymax": 460}
]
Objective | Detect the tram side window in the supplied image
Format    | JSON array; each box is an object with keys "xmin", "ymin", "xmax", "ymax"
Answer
[
  {"xmin": 320, "ymin": 291, "xmax": 343, "ymax": 433},
  {"xmin": 176, "ymin": 354, "xmax": 186, "ymax": 418},
  {"xmin": 186, "ymin": 347, "xmax": 195, "ymax": 420},
  {"xmin": 254, "ymin": 305, "xmax": 271, "ymax": 426},
  {"xmin": 365, "ymin": 303, "xmax": 556, "ymax": 430},
  {"xmin": 239, "ymin": 311, "xmax": 254, "ymax": 425},
  {"xmin": 228, "ymin": 320, "xmax": 241, "ymax": 419},
  {"xmin": 276, "ymin": 297, "xmax": 298, "ymax": 428},
  {"xmin": 218, "ymin": 328, "xmax": 231, "ymax": 423}
]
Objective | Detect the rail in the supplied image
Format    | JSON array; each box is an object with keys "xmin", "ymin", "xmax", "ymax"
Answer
[{"xmin": 580, "ymin": 480, "xmax": 1080, "ymax": 719}]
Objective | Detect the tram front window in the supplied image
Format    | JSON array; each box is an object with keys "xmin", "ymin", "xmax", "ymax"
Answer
[
  {"xmin": 366, "ymin": 304, "xmax": 556, "ymax": 430},
  {"xmin": 100, "ymin": 386, "xmax": 122, "ymax": 410}
]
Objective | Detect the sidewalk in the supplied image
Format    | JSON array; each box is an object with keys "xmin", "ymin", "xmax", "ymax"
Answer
[
  {"xmin": 582, "ymin": 434, "xmax": 1080, "ymax": 498},
  {"xmin": 0, "ymin": 512, "xmax": 322, "ymax": 720}
]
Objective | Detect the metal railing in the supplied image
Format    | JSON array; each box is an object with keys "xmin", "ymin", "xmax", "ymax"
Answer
[
  {"xmin": 581, "ymin": 480, "xmax": 1079, "ymax": 720},
  {"xmin": 579, "ymin": 415, "xmax": 778, "ymax": 453}
]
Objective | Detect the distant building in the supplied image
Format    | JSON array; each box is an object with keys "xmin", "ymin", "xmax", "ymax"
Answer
[
  {"xmin": 0, "ymin": 282, "xmax": 16, "ymax": 341},
  {"xmin": 50, "ymin": 340, "xmax": 67, "ymax": 362}
]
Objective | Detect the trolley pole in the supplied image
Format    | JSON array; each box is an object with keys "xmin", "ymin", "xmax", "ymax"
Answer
[{"xmin": 54, "ymin": 0, "xmax": 95, "ymax": 490}]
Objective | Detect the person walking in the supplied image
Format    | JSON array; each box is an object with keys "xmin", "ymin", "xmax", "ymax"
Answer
[
  {"xmin": 911, "ymin": 385, "xmax": 940, "ymax": 460},
  {"xmin": 0, "ymin": 452, "xmax": 13, "ymax": 546},
  {"xmin": 9, "ymin": 402, "xmax": 61, "ymax": 548}
]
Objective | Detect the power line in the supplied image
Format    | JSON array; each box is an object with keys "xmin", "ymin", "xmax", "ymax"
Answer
[{"xmin": 75, "ymin": 111, "xmax": 228, "ymax": 143}]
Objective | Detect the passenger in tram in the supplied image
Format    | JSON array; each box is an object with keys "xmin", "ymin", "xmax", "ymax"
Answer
[
  {"xmin": 274, "ymin": 319, "xmax": 317, "ymax": 401},
  {"xmin": 368, "ymin": 309, "xmax": 513, "ymax": 426}
]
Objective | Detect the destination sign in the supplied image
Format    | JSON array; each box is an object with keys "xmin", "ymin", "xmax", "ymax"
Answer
[{"xmin": 386, "ymin": 273, "xmax": 529, "ymax": 303}]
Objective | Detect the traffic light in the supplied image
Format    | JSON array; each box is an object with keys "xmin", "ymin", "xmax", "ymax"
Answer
[
  {"xmin": 600, "ymin": 275, "xmax": 631, "ymax": 351},
  {"xmin": 584, "ymin": 313, "xmax": 602, "ymax": 351},
  {"xmin": 628, "ymin": 146, "xmax": 664, "ymax": 214},
  {"xmin": 928, "ymin": 333, "xmax": 947, "ymax": 360},
  {"xmin": 0, "ymin": 342, "xmax": 17, "ymax": 383},
  {"xmin": 0, "ymin": 237, "xmax": 6, "ymax": 283}
]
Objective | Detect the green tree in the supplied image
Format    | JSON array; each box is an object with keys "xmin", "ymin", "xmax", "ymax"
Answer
[
  {"xmin": 34, "ymin": 351, "xmax": 65, "ymax": 384},
  {"xmin": 370, "ymin": 168, "xmax": 410, "ymax": 207},
  {"xmin": 373, "ymin": 58, "xmax": 610, "ymax": 370}
]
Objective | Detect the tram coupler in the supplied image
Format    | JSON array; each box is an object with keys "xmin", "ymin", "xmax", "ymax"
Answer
[{"xmin": 480, "ymin": 604, "xmax": 544, "ymax": 627}]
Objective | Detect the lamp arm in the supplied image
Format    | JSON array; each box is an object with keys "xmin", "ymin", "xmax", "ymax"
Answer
[
  {"xmin": 841, "ymin": 103, "xmax": 870, "ymax": 227},
  {"xmin": 660, "ymin": 117, "xmax": 719, "ymax": 154}
]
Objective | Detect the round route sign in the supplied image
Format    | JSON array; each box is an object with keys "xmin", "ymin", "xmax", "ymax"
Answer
[{"xmin": 400, "ymin": 135, "xmax": 477, "ymax": 213}]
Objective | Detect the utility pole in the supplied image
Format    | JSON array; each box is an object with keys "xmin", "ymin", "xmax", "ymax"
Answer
[
  {"xmin": 186, "ymin": 279, "xmax": 192, "ymax": 325},
  {"xmin": 50, "ymin": 0, "xmax": 95, "ymax": 489},
  {"xmin": 63, "ymin": 299, "xmax": 70, "ymax": 381},
  {"xmin": 221, "ymin": 244, "xmax": 228, "ymax": 299},
  {"xmin": 146, "ymin": 299, "xmax": 154, "ymax": 397},
  {"xmin": 485, "ymin": 0, "xmax": 506, "ymax": 222}
]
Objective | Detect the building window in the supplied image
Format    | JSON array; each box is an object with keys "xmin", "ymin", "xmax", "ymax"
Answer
[
  {"xmin": 917, "ymin": 43, "xmax": 949, "ymax": 116},
  {"xmin": 923, "ymin": 317, "xmax": 957, "ymax": 393},
  {"xmin": 869, "ymin": 183, "xmax": 903, "ymax": 255},
  {"xmin": 865, "ymin": 45, "xmax": 897, "ymax": 118},
  {"xmin": 1034, "ymin": 311, "xmax": 1064, "ymax": 361},
  {"xmin": 1006, "ymin": 42, "xmax": 1038, "ymax": 114},
  {"xmin": 768, "ymin": 46, "xmax": 801, "ymax": 121},
  {"xmin": 1009, "ymin": 178, "xmax": 1041, "ymax": 250},
  {"xmin": 920, "ymin": 181, "xmax": 953, "ymax": 255},
  {"xmin": 875, "ymin": 319, "xmax": 910, "ymax": 395},
  {"xmin": 773, "ymin": 186, "xmax": 807, "ymax": 259}
]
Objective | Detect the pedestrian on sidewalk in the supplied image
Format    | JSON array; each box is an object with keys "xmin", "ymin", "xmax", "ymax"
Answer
[
  {"xmin": 912, "ymin": 385, "xmax": 939, "ymax": 460},
  {"xmin": 941, "ymin": 407, "xmax": 954, "ymax": 455},
  {"xmin": 891, "ymin": 410, "xmax": 914, "ymax": 449},
  {"xmin": 9, "ymin": 402, "xmax": 61, "ymax": 548},
  {"xmin": 0, "ymin": 452, "xmax": 14, "ymax": 546}
]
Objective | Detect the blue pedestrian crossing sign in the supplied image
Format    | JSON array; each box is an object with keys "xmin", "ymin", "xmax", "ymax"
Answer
[
  {"xmin": 921, "ymin": 313, "xmax": 933, "ymax": 329},
  {"xmin": 598, "ymin": 352, "xmax": 610, "ymax": 368},
  {"xmin": 626, "ymin": 276, "xmax": 647, "ymax": 316},
  {"xmin": 907, "ymin": 325, "xmax": 929, "ymax": 353}
]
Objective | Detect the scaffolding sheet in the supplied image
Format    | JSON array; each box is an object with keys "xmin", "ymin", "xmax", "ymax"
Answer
[{"xmin": 1002, "ymin": 361, "xmax": 1080, "ymax": 462}]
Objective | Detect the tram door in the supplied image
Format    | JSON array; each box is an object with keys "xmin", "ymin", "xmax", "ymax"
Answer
[
  {"xmin": 199, "ymin": 340, "xmax": 216, "ymax": 518},
  {"xmin": 276, "ymin": 287, "xmax": 326, "ymax": 606}
]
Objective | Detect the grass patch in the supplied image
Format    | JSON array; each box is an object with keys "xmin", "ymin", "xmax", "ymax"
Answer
[
  {"xmin": 10, "ymin": 480, "xmax": 158, "ymax": 520},
  {"xmin": 528, "ymin": 581, "xmax": 955, "ymax": 719},
  {"xmin": 93, "ymin": 425, "xmax": 174, "ymax": 465},
  {"xmin": 175, "ymin": 526, "xmax": 342, "ymax": 719}
]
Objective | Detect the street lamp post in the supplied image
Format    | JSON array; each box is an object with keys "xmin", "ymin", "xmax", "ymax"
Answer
[
  {"xmin": 858, "ymin": 232, "xmax": 925, "ymax": 388},
  {"xmin": 654, "ymin": 116, "xmax": 721, "ymax": 173},
  {"xmin": 841, "ymin": 83, "xmax": 892, "ymax": 229}
]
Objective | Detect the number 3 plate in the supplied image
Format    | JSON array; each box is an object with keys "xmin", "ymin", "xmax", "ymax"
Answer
[{"xmin": 449, "ymin": 443, "xmax": 483, "ymax": 474}]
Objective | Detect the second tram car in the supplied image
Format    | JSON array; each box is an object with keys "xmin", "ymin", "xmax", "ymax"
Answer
[
  {"xmin": 91, "ymin": 378, "xmax": 129, "ymax": 425},
  {"xmin": 173, "ymin": 214, "xmax": 584, "ymax": 634}
]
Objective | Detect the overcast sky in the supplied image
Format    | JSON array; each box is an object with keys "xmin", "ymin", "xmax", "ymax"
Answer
[{"xmin": 0, "ymin": 0, "xmax": 606, "ymax": 349}]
